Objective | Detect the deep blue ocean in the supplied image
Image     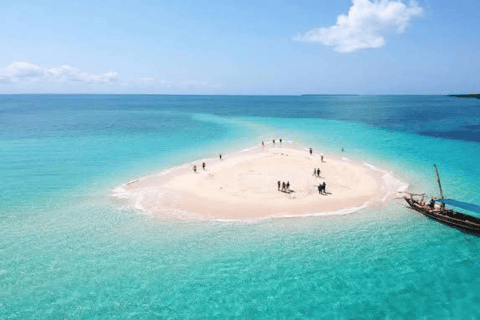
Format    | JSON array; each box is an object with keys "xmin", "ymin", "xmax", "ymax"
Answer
[{"xmin": 1, "ymin": 95, "xmax": 480, "ymax": 318}]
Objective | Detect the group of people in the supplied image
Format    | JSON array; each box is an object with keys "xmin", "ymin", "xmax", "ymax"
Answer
[
  {"xmin": 192, "ymin": 144, "xmax": 329, "ymax": 196},
  {"xmin": 193, "ymin": 162, "xmax": 206, "ymax": 173},
  {"xmin": 193, "ymin": 161, "xmax": 212, "ymax": 173},
  {"xmin": 427, "ymin": 198, "xmax": 445, "ymax": 210},
  {"xmin": 309, "ymin": 148, "xmax": 326, "ymax": 163},
  {"xmin": 278, "ymin": 181, "xmax": 290, "ymax": 193},
  {"xmin": 262, "ymin": 139, "xmax": 283, "ymax": 146},
  {"xmin": 192, "ymin": 153, "xmax": 224, "ymax": 173},
  {"xmin": 318, "ymin": 182, "xmax": 327, "ymax": 195},
  {"xmin": 313, "ymin": 165, "xmax": 328, "ymax": 194}
]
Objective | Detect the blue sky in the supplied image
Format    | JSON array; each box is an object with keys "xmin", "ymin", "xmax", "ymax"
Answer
[{"xmin": 1, "ymin": 0, "xmax": 479, "ymax": 94}]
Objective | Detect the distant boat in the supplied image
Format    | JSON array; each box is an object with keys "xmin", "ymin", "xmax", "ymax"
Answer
[{"xmin": 404, "ymin": 164, "xmax": 480, "ymax": 235}]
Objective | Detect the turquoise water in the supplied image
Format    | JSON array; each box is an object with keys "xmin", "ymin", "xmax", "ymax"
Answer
[{"xmin": 1, "ymin": 95, "xmax": 480, "ymax": 318}]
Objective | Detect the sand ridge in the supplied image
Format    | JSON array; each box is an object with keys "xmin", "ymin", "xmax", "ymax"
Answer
[{"xmin": 118, "ymin": 144, "xmax": 392, "ymax": 220}]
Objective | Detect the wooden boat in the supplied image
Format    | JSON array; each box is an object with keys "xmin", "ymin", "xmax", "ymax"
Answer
[{"xmin": 404, "ymin": 165, "xmax": 480, "ymax": 235}]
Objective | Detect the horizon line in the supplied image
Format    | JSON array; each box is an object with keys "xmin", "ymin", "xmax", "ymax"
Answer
[{"xmin": 0, "ymin": 93, "xmax": 475, "ymax": 96}]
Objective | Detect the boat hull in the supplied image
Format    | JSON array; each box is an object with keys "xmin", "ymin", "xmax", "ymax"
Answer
[{"xmin": 405, "ymin": 197, "xmax": 480, "ymax": 235}]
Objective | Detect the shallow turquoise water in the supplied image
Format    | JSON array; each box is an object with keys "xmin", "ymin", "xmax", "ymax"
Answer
[{"xmin": 1, "ymin": 95, "xmax": 480, "ymax": 318}]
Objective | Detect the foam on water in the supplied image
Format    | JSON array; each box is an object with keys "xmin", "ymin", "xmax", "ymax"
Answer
[{"xmin": 364, "ymin": 162, "xmax": 409, "ymax": 201}]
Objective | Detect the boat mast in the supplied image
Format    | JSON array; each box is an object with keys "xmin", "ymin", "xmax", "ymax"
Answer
[{"xmin": 434, "ymin": 164, "xmax": 444, "ymax": 199}]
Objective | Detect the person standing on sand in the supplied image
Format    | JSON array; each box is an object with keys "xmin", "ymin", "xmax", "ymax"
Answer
[
  {"xmin": 286, "ymin": 181, "xmax": 290, "ymax": 192},
  {"xmin": 321, "ymin": 155, "xmax": 324, "ymax": 162},
  {"xmin": 202, "ymin": 162, "xmax": 206, "ymax": 170},
  {"xmin": 282, "ymin": 182, "xmax": 286, "ymax": 192},
  {"xmin": 317, "ymin": 168, "xmax": 320, "ymax": 177},
  {"xmin": 313, "ymin": 168, "xmax": 317, "ymax": 176},
  {"xmin": 193, "ymin": 165, "xmax": 197, "ymax": 173},
  {"xmin": 322, "ymin": 182, "xmax": 326, "ymax": 194},
  {"xmin": 309, "ymin": 148, "xmax": 313, "ymax": 155},
  {"xmin": 219, "ymin": 154, "xmax": 222, "ymax": 160},
  {"xmin": 277, "ymin": 181, "xmax": 281, "ymax": 191},
  {"xmin": 273, "ymin": 139, "xmax": 275, "ymax": 144},
  {"xmin": 318, "ymin": 184, "xmax": 322, "ymax": 194}
]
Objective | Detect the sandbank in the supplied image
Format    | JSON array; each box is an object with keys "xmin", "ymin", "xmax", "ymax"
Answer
[{"xmin": 116, "ymin": 143, "xmax": 396, "ymax": 220}]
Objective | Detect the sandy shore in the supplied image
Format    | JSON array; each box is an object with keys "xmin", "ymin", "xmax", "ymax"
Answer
[{"xmin": 117, "ymin": 144, "xmax": 391, "ymax": 220}]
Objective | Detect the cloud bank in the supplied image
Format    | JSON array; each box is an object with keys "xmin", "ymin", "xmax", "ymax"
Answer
[
  {"xmin": 295, "ymin": 0, "xmax": 423, "ymax": 52},
  {"xmin": 0, "ymin": 62, "xmax": 119, "ymax": 84},
  {"xmin": 0, "ymin": 61, "xmax": 221, "ymax": 93}
]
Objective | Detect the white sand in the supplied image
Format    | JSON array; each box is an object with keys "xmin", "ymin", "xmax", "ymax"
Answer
[{"xmin": 119, "ymin": 144, "xmax": 387, "ymax": 220}]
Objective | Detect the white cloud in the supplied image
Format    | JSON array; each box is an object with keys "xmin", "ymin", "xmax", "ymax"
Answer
[
  {"xmin": 0, "ymin": 62, "xmax": 119, "ymax": 84},
  {"xmin": 0, "ymin": 61, "xmax": 222, "ymax": 93},
  {"xmin": 295, "ymin": 0, "xmax": 423, "ymax": 52}
]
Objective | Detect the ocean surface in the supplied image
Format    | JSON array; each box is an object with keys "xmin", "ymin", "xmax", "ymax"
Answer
[{"xmin": 1, "ymin": 95, "xmax": 480, "ymax": 318}]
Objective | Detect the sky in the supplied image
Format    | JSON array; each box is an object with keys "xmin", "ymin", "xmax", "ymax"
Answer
[{"xmin": 0, "ymin": 0, "xmax": 479, "ymax": 95}]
